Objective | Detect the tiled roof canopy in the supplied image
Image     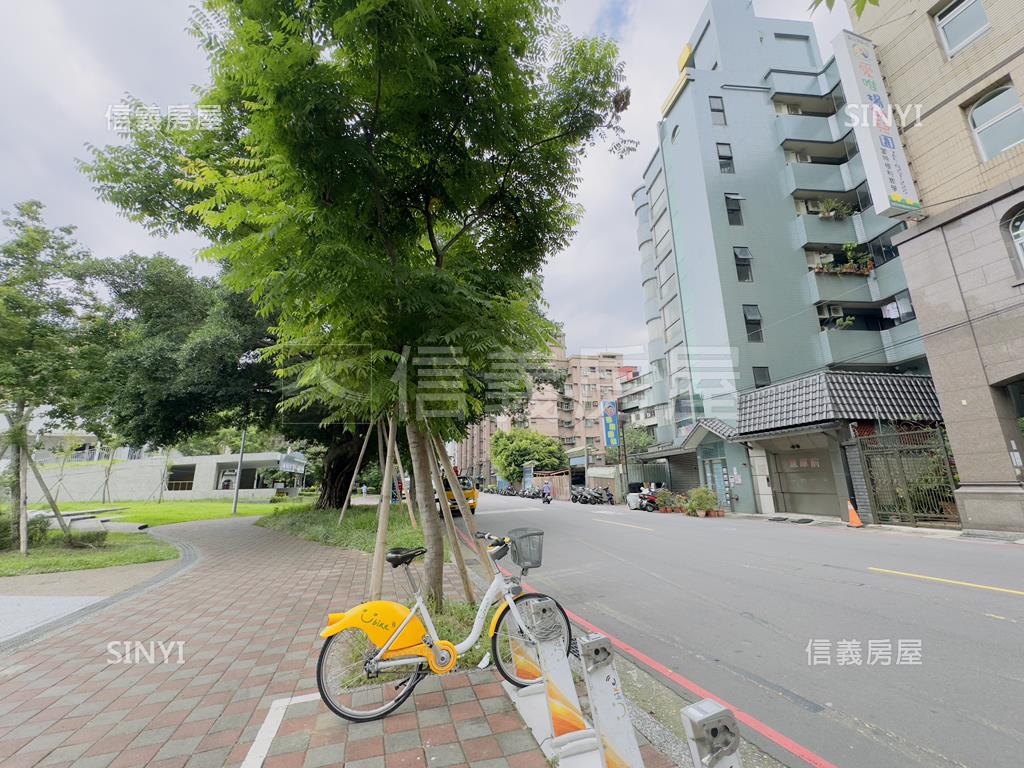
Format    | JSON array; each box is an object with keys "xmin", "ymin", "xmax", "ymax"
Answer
[{"xmin": 737, "ymin": 372, "xmax": 941, "ymax": 435}]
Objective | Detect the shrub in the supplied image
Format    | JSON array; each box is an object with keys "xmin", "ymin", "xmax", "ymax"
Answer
[
  {"xmin": 654, "ymin": 488, "xmax": 675, "ymax": 509},
  {"xmin": 0, "ymin": 512, "xmax": 13, "ymax": 551},
  {"xmin": 63, "ymin": 530, "xmax": 109, "ymax": 548},
  {"xmin": 27, "ymin": 515, "xmax": 51, "ymax": 547},
  {"xmin": 686, "ymin": 487, "xmax": 719, "ymax": 516}
]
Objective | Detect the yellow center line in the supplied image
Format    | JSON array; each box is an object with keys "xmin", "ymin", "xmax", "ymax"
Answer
[
  {"xmin": 869, "ymin": 567, "xmax": 1024, "ymax": 597},
  {"xmin": 592, "ymin": 518, "xmax": 654, "ymax": 532}
]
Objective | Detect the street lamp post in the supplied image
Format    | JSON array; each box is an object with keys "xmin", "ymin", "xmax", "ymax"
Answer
[{"xmin": 231, "ymin": 425, "xmax": 247, "ymax": 516}]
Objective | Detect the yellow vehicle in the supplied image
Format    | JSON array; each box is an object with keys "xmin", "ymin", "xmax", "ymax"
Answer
[
  {"xmin": 317, "ymin": 529, "xmax": 571, "ymax": 722},
  {"xmin": 441, "ymin": 475, "xmax": 477, "ymax": 515}
]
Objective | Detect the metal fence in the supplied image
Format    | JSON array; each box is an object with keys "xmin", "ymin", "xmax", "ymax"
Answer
[{"xmin": 857, "ymin": 429, "xmax": 959, "ymax": 528}]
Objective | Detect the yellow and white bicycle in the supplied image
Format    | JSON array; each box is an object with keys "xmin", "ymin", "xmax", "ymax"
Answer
[{"xmin": 316, "ymin": 528, "xmax": 571, "ymax": 722}]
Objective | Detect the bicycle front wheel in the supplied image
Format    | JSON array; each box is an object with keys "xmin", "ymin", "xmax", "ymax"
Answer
[
  {"xmin": 492, "ymin": 593, "xmax": 571, "ymax": 687},
  {"xmin": 317, "ymin": 628, "xmax": 424, "ymax": 722}
]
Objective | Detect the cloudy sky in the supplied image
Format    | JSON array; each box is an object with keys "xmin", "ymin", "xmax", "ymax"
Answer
[{"xmin": 0, "ymin": 0, "xmax": 850, "ymax": 363}]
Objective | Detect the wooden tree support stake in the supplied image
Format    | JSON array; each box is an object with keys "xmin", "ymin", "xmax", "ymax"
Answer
[
  {"xmin": 427, "ymin": 437, "xmax": 475, "ymax": 603},
  {"xmin": 339, "ymin": 420, "xmax": 376, "ymax": 525},
  {"xmin": 369, "ymin": 416, "xmax": 399, "ymax": 601}
]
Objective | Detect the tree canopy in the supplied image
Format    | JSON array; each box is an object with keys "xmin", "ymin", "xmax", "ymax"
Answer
[
  {"xmin": 491, "ymin": 428, "xmax": 568, "ymax": 483},
  {"xmin": 80, "ymin": 0, "xmax": 632, "ymax": 602}
]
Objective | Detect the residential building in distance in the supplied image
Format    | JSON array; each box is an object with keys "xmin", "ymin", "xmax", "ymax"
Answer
[
  {"xmin": 454, "ymin": 345, "xmax": 632, "ymax": 487},
  {"xmin": 627, "ymin": 0, "xmax": 931, "ymax": 517},
  {"xmin": 850, "ymin": 0, "xmax": 1024, "ymax": 532}
]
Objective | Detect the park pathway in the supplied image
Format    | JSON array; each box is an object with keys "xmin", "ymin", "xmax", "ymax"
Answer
[{"xmin": 0, "ymin": 517, "xmax": 562, "ymax": 768}]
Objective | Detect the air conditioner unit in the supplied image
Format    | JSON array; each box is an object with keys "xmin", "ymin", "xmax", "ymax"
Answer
[
  {"xmin": 788, "ymin": 104, "xmax": 803, "ymax": 115},
  {"xmin": 805, "ymin": 200, "xmax": 823, "ymax": 214},
  {"xmin": 829, "ymin": 305, "xmax": 844, "ymax": 317},
  {"xmin": 817, "ymin": 305, "xmax": 829, "ymax": 319},
  {"xmin": 795, "ymin": 152, "xmax": 812, "ymax": 163}
]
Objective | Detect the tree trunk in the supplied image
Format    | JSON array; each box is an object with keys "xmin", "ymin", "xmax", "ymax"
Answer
[
  {"xmin": 18, "ymin": 441, "xmax": 28, "ymax": 556},
  {"xmin": 315, "ymin": 433, "xmax": 361, "ymax": 510},
  {"xmin": 406, "ymin": 421, "xmax": 445, "ymax": 606}
]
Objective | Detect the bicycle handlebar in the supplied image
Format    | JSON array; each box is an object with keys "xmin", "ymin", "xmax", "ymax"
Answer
[{"xmin": 474, "ymin": 531, "xmax": 509, "ymax": 544}]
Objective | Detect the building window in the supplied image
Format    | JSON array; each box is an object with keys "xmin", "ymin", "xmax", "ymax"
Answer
[
  {"xmin": 969, "ymin": 85, "xmax": 1024, "ymax": 161},
  {"xmin": 725, "ymin": 194, "xmax": 744, "ymax": 225},
  {"xmin": 717, "ymin": 143, "xmax": 734, "ymax": 173},
  {"xmin": 894, "ymin": 290, "xmax": 916, "ymax": 324},
  {"xmin": 743, "ymin": 305, "xmax": 763, "ymax": 342},
  {"xmin": 561, "ymin": 437, "xmax": 576, "ymax": 446},
  {"xmin": 734, "ymin": 246, "xmax": 753, "ymax": 282},
  {"xmin": 710, "ymin": 96, "xmax": 727, "ymax": 125},
  {"xmin": 934, "ymin": 0, "xmax": 989, "ymax": 57},
  {"xmin": 752, "ymin": 367, "xmax": 771, "ymax": 388},
  {"xmin": 1009, "ymin": 211, "xmax": 1024, "ymax": 272}
]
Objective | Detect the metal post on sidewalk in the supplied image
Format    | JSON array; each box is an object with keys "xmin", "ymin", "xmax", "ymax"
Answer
[
  {"xmin": 525, "ymin": 598, "xmax": 602, "ymax": 768},
  {"xmin": 576, "ymin": 634, "xmax": 643, "ymax": 768},
  {"xmin": 681, "ymin": 699, "xmax": 743, "ymax": 768}
]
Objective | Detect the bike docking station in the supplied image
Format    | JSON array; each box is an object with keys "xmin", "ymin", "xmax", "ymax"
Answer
[{"xmin": 502, "ymin": 597, "xmax": 645, "ymax": 768}]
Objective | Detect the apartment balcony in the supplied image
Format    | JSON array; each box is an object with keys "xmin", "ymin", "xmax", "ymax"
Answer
[
  {"xmin": 794, "ymin": 213, "xmax": 857, "ymax": 247},
  {"xmin": 819, "ymin": 328, "xmax": 888, "ymax": 366},
  {"xmin": 784, "ymin": 154, "xmax": 865, "ymax": 195},
  {"xmin": 775, "ymin": 114, "xmax": 847, "ymax": 145},
  {"xmin": 853, "ymin": 207, "xmax": 903, "ymax": 245},
  {"xmin": 805, "ymin": 270, "xmax": 873, "ymax": 305},
  {"xmin": 765, "ymin": 62, "xmax": 840, "ymax": 98},
  {"xmin": 881, "ymin": 318, "xmax": 925, "ymax": 365}
]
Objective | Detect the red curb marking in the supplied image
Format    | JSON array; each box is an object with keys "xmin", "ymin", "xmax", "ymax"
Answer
[{"xmin": 455, "ymin": 526, "xmax": 840, "ymax": 768}]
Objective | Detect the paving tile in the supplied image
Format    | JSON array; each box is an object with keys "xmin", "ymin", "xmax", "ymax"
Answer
[{"xmin": 0, "ymin": 519, "xmax": 620, "ymax": 768}]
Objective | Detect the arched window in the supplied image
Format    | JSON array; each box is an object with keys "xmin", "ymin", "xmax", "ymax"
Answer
[
  {"xmin": 969, "ymin": 86, "xmax": 1024, "ymax": 161},
  {"xmin": 1010, "ymin": 211, "xmax": 1024, "ymax": 271}
]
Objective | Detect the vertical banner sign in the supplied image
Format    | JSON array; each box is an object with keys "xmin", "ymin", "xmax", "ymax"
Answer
[
  {"xmin": 601, "ymin": 401, "xmax": 621, "ymax": 448},
  {"xmin": 832, "ymin": 30, "xmax": 921, "ymax": 218}
]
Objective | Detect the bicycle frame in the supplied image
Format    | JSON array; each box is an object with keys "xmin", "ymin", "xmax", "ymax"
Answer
[{"xmin": 371, "ymin": 567, "xmax": 532, "ymax": 672}]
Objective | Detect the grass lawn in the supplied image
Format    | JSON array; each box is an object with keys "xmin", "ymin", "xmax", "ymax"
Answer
[
  {"xmin": 0, "ymin": 531, "xmax": 179, "ymax": 577},
  {"xmin": 28, "ymin": 500, "xmax": 270, "ymax": 527},
  {"xmin": 258, "ymin": 503, "xmax": 448, "ymax": 559}
]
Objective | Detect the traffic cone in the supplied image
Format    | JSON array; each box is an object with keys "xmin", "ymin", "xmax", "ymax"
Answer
[{"xmin": 847, "ymin": 499, "xmax": 864, "ymax": 528}]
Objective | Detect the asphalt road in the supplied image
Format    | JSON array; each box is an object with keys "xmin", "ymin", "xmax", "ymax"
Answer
[{"xmin": 464, "ymin": 494, "xmax": 1024, "ymax": 768}]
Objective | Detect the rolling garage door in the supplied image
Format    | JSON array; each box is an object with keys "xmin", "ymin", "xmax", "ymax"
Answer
[{"xmin": 771, "ymin": 449, "xmax": 838, "ymax": 517}]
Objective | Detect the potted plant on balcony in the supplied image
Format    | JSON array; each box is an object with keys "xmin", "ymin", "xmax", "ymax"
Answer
[
  {"xmin": 818, "ymin": 198, "xmax": 853, "ymax": 220},
  {"xmin": 834, "ymin": 315, "xmax": 856, "ymax": 329},
  {"xmin": 842, "ymin": 242, "xmax": 874, "ymax": 274}
]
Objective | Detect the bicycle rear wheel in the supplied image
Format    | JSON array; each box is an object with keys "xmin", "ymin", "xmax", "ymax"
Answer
[
  {"xmin": 492, "ymin": 593, "xmax": 571, "ymax": 687},
  {"xmin": 317, "ymin": 628, "xmax": 424, "ymax": 722}
]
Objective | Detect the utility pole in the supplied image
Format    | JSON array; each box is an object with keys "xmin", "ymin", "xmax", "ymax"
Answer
[{"xmin": 231, "ymin": 425, "xmax": 247, "ymax": 516}]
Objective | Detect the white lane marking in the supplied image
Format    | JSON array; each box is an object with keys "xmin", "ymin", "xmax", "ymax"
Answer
[
  {"xmin": 242, "ymin": 692, "xmax": 321, "ymax": 768},
  {"xmin": 592, "ymin": 518, "xmax": 654, "ymax": 532}
]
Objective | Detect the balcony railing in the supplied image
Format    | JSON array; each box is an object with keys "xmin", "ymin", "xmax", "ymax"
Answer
[
  {"xmin": 819, "ymin": 328, "xmax": 887, "ymax": 366},
  {"xmin": 784, "ymin": 154, "xmax": 865, "ymax": 195},
  {"xmin": 775, "ymin": 114, "xmax": 847, "ymax": 145}
]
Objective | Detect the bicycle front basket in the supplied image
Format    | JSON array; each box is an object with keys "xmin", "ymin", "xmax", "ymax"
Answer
[{"xmin": 508, "ymin": 527, "xmax": 544, "ymax": 569}]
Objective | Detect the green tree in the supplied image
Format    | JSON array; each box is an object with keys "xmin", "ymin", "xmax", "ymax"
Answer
[
  {"xmin": 491, "ymin": 428, "xmax": 568, "ymax": 484},
  {"xmin": 809, "ymin": 0, "xmax": 880, "ymax": 16},
  {"xmin": 0, "ymin": 201, "xmax": 103, "ymax": 553},
  {"xmin": 604, "ymin": 424, "xmax": 653, "ymax": 463},
  {"xmin": 82, "ymin": 0, "xmax": 630, "ymax": 604}
]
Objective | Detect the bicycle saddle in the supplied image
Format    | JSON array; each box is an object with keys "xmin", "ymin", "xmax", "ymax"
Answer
[{"xmin": 385, "ymin": 547, "xmax": 426, "ymax": 567}]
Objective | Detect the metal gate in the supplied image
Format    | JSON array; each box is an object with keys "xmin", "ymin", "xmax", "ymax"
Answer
[{"xmin": 857, "ymin": 429, "xmax": 960, "ymax": 528}]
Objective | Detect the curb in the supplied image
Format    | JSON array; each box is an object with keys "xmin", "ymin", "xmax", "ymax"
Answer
[{"xmin": 0, "ymin": 530, "xmax": 200, "ymax": 656}]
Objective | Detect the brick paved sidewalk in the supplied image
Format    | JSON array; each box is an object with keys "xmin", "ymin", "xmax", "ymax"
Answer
[{"xmin": 0, "ymin": 517, "xmax": 551, "ymax": 768}]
